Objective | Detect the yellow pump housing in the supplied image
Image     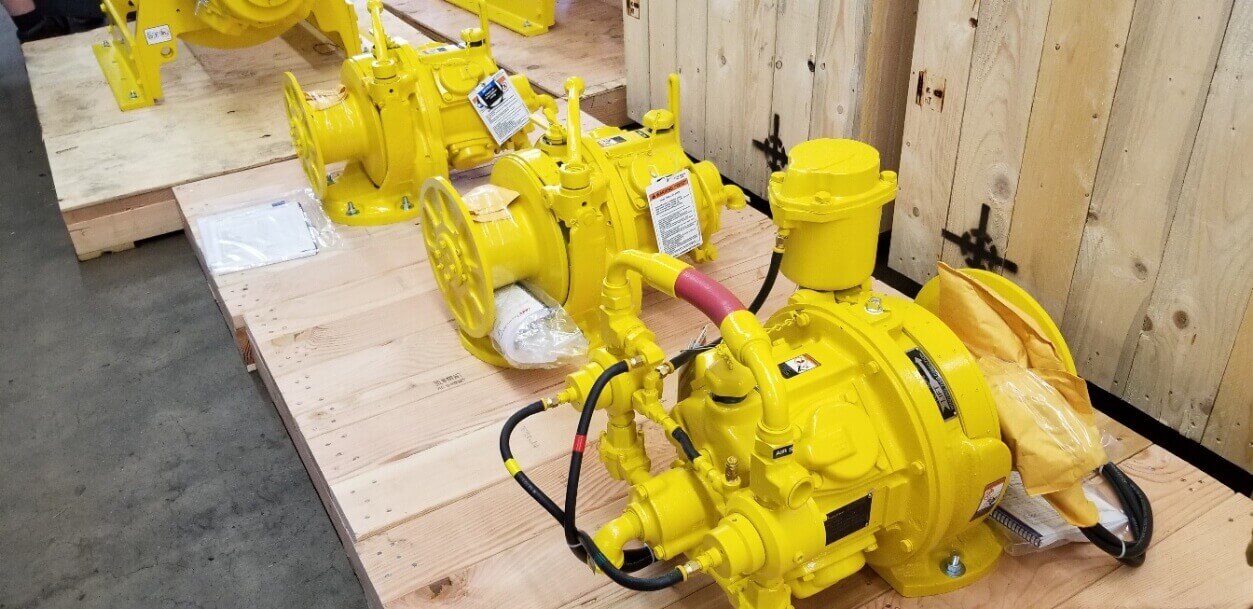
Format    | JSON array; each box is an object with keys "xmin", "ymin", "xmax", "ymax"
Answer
[
  {"xmin": 284, "ymin": 0, "xmax": 552, "ymax": 225},
  {"xmin": 527, "ymin": 139, "xmax": 1081, "ymax": 609},
  {"xmin": 419, "ymin": 74, "xmax": 746, "ymax": 366},
  {"xmin": 443, "ymin": 0, "xmax": 555, "ymax": 37},
  {"xmin": 94, "ymin": 0, "xmax": 360, "ymax": 110}
]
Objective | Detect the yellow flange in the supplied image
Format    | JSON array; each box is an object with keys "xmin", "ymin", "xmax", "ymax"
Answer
[
  {"xmin": 284, "ymin": 0, "xmax": 553, "ymax": 225},
  {"xmin": 419, "ymin": 74, "xmax": 746, "ymax": 366},
  {"xmin": 443, "ymin": 0, "xmax": 555, "ymax": 37},
  {"xmin": 93, "ymin": 0, "xmax": 360, "ymax": 111}
]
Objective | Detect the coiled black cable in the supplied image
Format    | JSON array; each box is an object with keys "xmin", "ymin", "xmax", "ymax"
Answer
[
  {"xmin": 1079, "ymin": 461, "xmax": 1153, "ymax": 566},
  {"xmin": 669, "ymin": 248, "xmax": 783, "ymax": 369}
]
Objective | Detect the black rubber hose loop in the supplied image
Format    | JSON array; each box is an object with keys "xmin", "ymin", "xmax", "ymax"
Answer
[{"xmin": 1079, "ymin": 462, "xmax": 1153, "ymax": 567}]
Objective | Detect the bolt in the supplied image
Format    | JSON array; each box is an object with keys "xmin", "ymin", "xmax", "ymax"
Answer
[
  {"xmin": 865, "ymin": 296, "xmax": 884, "ymax": 314},
  {"xmin": 102, "ymin": 40, "xmax": 111, "ymax": 47},
  {"xmin": 942, "ymin": 552, "xmax": 965, "ymax": 578},
  {"xmin": 346, "ymin": 201, "xmax": 359, "ymax": 216},
  {"xmin": 128, "ymin": 91, "xmax": 138, "ymax": 99},
  {"xmin": 401, "ymin": 196, "xmax": 412, "ymax": 210},
  {"xmin": 724, "ymin": 456, "xmax": 739, "ymax": 483},
  {"xmin": 327, "ymin": 174, "xmax": 336, "ymax": 185}
]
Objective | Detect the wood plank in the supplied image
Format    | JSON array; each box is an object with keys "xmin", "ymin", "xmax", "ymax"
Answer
[
  {"xmin": 1201, "ymin": 299, "xmax": 1253, "ymax": 470},
  {"xmin": 938, "ymin": 0, "xmax": 1052, "ymax": 270},
  {"xmin": 1061, "ymin": 0, "xmax": 1233, "ymax": 390},
  {"xmin": 886, "ymin": 0, "xmax": 981, "ymax": 283},
  {"xmin": 1000, "ymin": 0, "xmax": 1135, "ymax": 319},
  {"xmin": 622, "ymin": 0, "xmax": 651, "ymax": 121},
  {"xmin": 62, "ymin": 189, "xmax": 184, "ymax": 260},
  {"xmin": 807, "ymin": 0, "xmax": 871, "ymax": 141},
  {"xmin": 1055, "ymin": 493, "xmax": 1251, "ymax": 609},
  {"xmin": 647, "ymin": 0, "xmax": 678, "ymax": 112},
  {"xmin": 771, "ymin": 0, "xmax": 824, "ymax": 149},
  {"xmin": 855, "ymin": 0, "xmax": 918, "ymax": 173},
  {"xmin": 704, "ymin": 0, "xmax": 779, "ymax": 196},
  {"xmin": 1121, "ymin": 0, "xmax": 1253, "ymax": 437},
  {"xmin": 675, "ymin": 0, "xmax": 709, "ymax": 159}
]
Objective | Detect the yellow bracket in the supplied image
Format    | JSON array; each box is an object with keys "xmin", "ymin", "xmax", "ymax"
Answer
[
  {"xmin": 443, "ymin": 0, "xmax": 555, "ymax": 37},
  {"xmin": 93, "ymin": 0, "xmax": 361, "ymax": 111}
]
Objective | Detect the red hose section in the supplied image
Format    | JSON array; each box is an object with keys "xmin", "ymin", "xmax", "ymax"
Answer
[{"xmin": 674, "ymin": 268, "xmax": 746, "ymax": 326}]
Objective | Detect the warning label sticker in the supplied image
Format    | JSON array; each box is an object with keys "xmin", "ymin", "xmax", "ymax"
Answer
[
  {"xmin": 596, "ymin": 134, "xmax": 629, "ymax": 148},
  {"xmin": 778, "ymin": 353, "xmax": 820, "ymax": 379},
  {"xmin": 646, "ymin": 169, "xmax": 702, "ymax": 257},
  {"xmin": 972, "ymin": 477, "xmax": 1007, "ymax": 521},
  {"xmin": 469, "ymin": 69, "xmax": 531, "ymax": 145}
]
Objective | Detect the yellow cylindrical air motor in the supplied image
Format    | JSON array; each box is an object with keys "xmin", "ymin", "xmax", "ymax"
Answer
[
  {"xmin": 418, "ymin": 74, "xmax": 746, "ymax": 367},
  {"xmin": 93, "ymin": 0, "xmax": 361, "ymax": 110},
  {"xmin": 284, "ymin": 0, "xmax": 552, "ymax": 225},
  {"xmin": 497, "ymin": 139, "xmax": 1149, "ymax": 609}
]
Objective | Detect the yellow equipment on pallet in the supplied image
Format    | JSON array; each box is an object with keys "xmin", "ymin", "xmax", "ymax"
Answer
[
  {"xmin": 284, "ymin": 0, "xmax": 552, "ymax": 225},
  {"xmin": 93, "ymin": 0, "xmax": 360, "ymax": 111},
  {"xmin": 498, "ymin": 139, "xmax": 1103, "ymax": 608},
  {"xmin": 443, "ymin": 0, "xmax": 554, "ymax": 37},
  {"xmin": 419, "ymin": 74, "xmax": 746, "ymax": 367}
]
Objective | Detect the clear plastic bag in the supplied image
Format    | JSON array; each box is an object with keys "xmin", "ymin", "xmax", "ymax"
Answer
[
  {"xmin": 991, "ymin": 472, "xmax": 1131, "ymax": 556},
  {"xmin": 489, "ymin": 282, "xmax": 588, "ymax": 368},
  {"xmin": 196, "ymin": 189, "xmax": 340, "ymax": 275}
]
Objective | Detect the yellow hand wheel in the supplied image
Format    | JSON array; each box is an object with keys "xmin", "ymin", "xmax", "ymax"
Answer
[
  {"xmin": 283, "ymin": 72, "xmax": 329, "ymax": 197},
  {"xmin": 420, "ymin": 177, "xmax": 496, "ymax": 338}
]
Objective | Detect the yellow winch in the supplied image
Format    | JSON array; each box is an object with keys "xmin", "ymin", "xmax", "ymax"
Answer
[
  {"xmin": 419, "ymin": 74, "xmax": 746, "ymax": 367},
  {"xmin": 284, "ymin": 0, "xmax": 552, "ymax": 225},
  {"xmin": 500, "ymin": 139, "xmax": 1151, "ymax": 608},
  {"xmin": 93, "ymin": 0, "xmax": 360, "ymax": 110}
]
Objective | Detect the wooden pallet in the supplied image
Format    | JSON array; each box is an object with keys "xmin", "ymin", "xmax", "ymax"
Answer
[
  {"xmin": 175, "ymin": 157, "xmax": 1251, "ymax": 609},
  {"xmin": 888, "ymin": 0, "xmax": 1253, "ymax": 472},
  {"xmin": 21, "ymin": 10, "xmax": 428, "ymax": 261},
  {"xmin": 385, "ymin": 0, "xmax": 628, "ymax": 125}
]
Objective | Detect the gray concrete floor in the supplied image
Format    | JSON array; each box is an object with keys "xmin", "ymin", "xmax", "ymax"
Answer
[{"xmin": 0, "ymin": 20, "xmax": 369, "ymax": 609}]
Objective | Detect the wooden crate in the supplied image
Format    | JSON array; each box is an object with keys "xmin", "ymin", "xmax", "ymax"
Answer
[
  {"xmin": 887, "ymin": 0, "xmax": 1253, "ymax": 471},
  {"xmin": 21, "ymin": 9, "xmax": 426, "ymax": 260},
  {"xmin": 385, "ymin": 0, "xmax": 629, "ymax": 125},
  {"xmin": 623, "ymin": 0, "xmax": 919, "ymax": 202},
  {"xmin": 175, "ymin": 158, "xmax": 1249, "ymax": 609}
]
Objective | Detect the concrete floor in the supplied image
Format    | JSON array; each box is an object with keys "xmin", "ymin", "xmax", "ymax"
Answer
[{"xmin": 0, "ymin": 20, "xmax": 369, "ymax": 609}]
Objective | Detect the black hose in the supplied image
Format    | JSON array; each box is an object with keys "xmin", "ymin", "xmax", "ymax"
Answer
[
  {"xmin": 499, "ymin": 393, "xmax": 656, "ymax": 572},
  {"xmin": 669, "ymin": 249, "xmax": 784, "ymax": 369},
  {"xmin": 563, "ymin": 361, "xmax": 631, "ymax": 560},
  {"xmin": 1079, "ymin": 462, "xmax": 1153, "ymax": 567}
]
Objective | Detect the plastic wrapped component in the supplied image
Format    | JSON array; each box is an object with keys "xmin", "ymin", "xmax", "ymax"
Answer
[
  {"xmin": 933, "ymin": 262, "xmax": 1108, "ymax": 526},
  {"xmin": 978, "ymin": 357, "xmax": 1109, "ymax": 500},
  {"xmin": 196, "ymin": 189, "xmax": 340, "ymax": 275},
  {"xmin": 990, "ymin": 472, "xmax": 1129, "ymax": 555},
  {"xmin": 489, "ymin": 282, "xmax": 588, "ymax": 368}
]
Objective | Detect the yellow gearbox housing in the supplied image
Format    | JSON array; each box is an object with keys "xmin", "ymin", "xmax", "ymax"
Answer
[
  {"xmin": 529, "ymin": 139, "xmax": 1079, "ymax": 609},
  {"xmin": 93, "ymin": 0, "xmax": 360, "ymax": 110},
  {"xmin": 419, "ymin": 74, "xmax": 746, "ymax": 366},
  {"xmin": 284, "ymin": 0, "xmax": 552, "ymax": 225},
  {"xmin": 443, "ymin": 0, "xmax": 555, "ymax": 37}
]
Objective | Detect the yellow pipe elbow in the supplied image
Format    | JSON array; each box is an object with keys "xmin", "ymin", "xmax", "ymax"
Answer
[
  {"xmin": 604, "ymin": 250, "xmax": 691, "ymax": 300},
  {"xmin": 718, "ymin": 311, "xmax": 790, "ymax": 439},
  {"xmin": 592, "ymin": 509, "xmax": 644, "ymax": 568}
]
